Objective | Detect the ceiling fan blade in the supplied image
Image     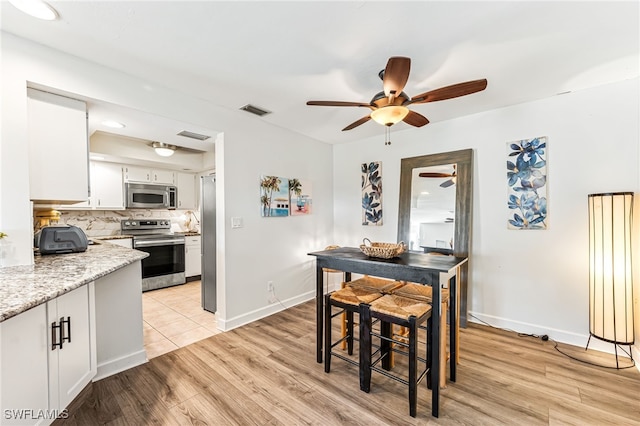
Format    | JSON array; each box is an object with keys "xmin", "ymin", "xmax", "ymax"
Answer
[
  {"xmin": 409, "ymin": 79, "xmax": 488, "ymax": 104},
  {"xmin": 307, "ymin": 100, "xmax": 372, "ymax": 108},
  {"xmin": 440, "ymin": 179, "xmax": 456, "ymax": 188},
  {"xmin": 402, "ymin": 110, "xmax": 429, "ymax": 127},
  {"xmin": 342, "ymin": 115, "xmax": 371, "ymax": 131},
  {"xmin": 383, "ymin": 57, "xmax": 411, "ymax": 99},
  {"xmin": 419, "ymin": 172, "xmax": 453, "ymax": 178}
]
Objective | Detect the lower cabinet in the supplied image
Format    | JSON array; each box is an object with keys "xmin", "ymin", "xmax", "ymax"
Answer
[
  {"xmin": 0, "ymin": 284, "xmax": 96, "ymax": 425},
  {"xmin": 185, "ymin": 235, "xmax": 201, "ymax": 279}
]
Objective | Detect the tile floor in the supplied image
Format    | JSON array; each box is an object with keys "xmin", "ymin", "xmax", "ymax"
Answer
[{"xmin": 142, "ymin": 280, "xmax": 221, "ymax": 359}]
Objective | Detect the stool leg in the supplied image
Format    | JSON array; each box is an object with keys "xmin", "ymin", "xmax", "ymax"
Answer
[
  {"xmin": 381, "ymin": 321, "xmax": 392, "ymax": 371},
  {"xmin": 359, "ymin": 303, "xmax": 372, "ymax": 393},
  {"xmin": 408, "ymin": 317, "xmax": 417, "ymax": 418},
  {"xmin": 426, "ymin": 315, "xmax": 433, "ymax": 390},
  {"xmin": 440, "ymin": 300, "xmax": 447, "ymax": 389},
  {"xmin": 324, "ymin": 294, "xmax": 332, "ymax": 373},
  {"xmin": 340, "ymin": 279, "xmax": 347, "ymax": 350},
  {"xmin": 346, "ymin": 310, "xmax": 354, "ymax": 355}
]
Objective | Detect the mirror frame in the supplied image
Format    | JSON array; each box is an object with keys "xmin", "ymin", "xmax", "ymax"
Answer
[{"xmin": 398, "ymin": 148, "xmax": 473, "ymax": 327}]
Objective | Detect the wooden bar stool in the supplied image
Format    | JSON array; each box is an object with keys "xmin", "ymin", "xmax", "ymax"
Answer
[
  {"xmin": 324, "ymin": 278, "xmax": 403, "ymax": 373},
  {"xmin": 322, "ymin": 246, "xmax": 347, "ymax": 348},
  {"xmin": 338, "ymin": 276, "xmax": 403, "ymax": 350},
  {"xmin": 324, "ymin": 286, "xmax": 384, "ymax": 373},
  {"xmin": 359, "ymin": 294, "xmax": 433, "ymax": 418},
  {"xmin": 391, "ymin": 283, "xmax": 453, "ymax": 388}
]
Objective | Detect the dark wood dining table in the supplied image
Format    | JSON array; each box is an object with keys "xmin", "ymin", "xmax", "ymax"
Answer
[{"xmin": 308, "ymin": 246, "xmax": 468, "ymax": 418}]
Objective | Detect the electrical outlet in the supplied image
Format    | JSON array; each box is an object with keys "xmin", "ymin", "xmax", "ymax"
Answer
[{"xmin": 267, "ymin": 281, "xmax": 274, "ymax": 293}]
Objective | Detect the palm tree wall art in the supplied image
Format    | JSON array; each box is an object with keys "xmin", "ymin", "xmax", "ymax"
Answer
[{"xmin": 260, "ymin": 175, "xmax": 290, "ymax": 217}]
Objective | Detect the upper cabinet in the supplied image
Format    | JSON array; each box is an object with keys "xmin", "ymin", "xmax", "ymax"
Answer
[
  {"xmin": 55, "ymin": 161, "xmax": 124, "ymax": 210},
  {"xmin": 176, "ymin": 172, "xmax": 197, "ymax": 210},
  {"xmin": 91, "ymin": 162, "xmax": 124, "ymax": 209},
  {"xmin": 123, "ymin": 166, "xmax": 175, "ymax": 185},
  {"xmin": 28, "ymin": 88, "xmax": 89, "ymax": 204}
]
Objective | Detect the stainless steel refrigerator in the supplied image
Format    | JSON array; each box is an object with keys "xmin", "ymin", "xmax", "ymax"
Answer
[{"xmin": 200, "ymin": 175, "xmax": 216, "ymax": 313}]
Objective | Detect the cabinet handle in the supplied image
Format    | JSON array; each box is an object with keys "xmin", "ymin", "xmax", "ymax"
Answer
[
  {"xmin": 51, "ymin": 321, "xmax": 62, "ymax": 350},
  {"xmin": 60, "ymin": 316, "xmax": 71, "ymax": 345}
]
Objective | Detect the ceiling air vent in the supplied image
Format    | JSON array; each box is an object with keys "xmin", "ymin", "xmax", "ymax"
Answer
[
  {"xmin": 177, "ymin": 130, "xmax": 211, "ymax": 141},
  {"xmin": 240, "ymin": 104, "xmax": 271, "ymax": 117}
]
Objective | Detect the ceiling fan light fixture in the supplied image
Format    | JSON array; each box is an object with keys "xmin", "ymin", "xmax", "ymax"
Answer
[
  {"xmin": 370, "ymin": 105, "xmax": 409, "ymax": 126},
  {"xmin": 152, "ymin": 142, "xmax": 177, "ymax": 157}
]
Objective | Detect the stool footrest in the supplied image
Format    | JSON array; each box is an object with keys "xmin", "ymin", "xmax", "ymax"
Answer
[{"xmin": 330, "ymin": 351, "xmax": 359, "ymax": 367}]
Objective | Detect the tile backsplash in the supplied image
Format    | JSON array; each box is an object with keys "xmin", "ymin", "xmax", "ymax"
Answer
[{"xmin": 34, "ymin": 209, "xmax": 200, "ymax": 237}]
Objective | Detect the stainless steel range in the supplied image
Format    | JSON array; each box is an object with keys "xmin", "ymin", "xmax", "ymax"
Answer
[{"xmin": 122, "ymin": 219, "xmax": 185, "ymax": 292}]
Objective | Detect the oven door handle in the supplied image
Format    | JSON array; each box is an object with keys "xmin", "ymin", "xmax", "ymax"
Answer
[{"xmin": 134, "ymin": 239, "xmax": 185, "ymax": 248}]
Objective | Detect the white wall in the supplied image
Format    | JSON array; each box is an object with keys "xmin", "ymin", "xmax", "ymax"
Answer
[
  {"xmin": 334, "ymin": 78, "xmax": 640, "ymax": 357},
  {"xmin": 0, "ymin": 33, "xmax": 334, "ymax": 329}
]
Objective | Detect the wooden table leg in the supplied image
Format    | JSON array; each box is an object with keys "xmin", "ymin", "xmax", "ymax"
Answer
[{"xmin": 316, "ymin": 265, "xmax": 323, "ymax": 363}]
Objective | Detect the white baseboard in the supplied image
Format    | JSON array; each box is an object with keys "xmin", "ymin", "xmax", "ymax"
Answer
[
  {"xmin": 93, "ymin": 349, "xmax": 147, "ymax": 381},
  {"xmin": 217, "ymin": 290, "xmax": 315, "ymax": 332},
  {"xmin": 468, "ymin": 311, "xmax": 639, "ymax": 371}
]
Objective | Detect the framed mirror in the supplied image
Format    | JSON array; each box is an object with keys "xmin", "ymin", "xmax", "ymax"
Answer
[{"xmin": 398, "ymin": 149, "xmax": 473, "ymax": 326}]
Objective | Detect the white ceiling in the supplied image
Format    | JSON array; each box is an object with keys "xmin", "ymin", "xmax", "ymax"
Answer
[{"xmin": 1, "ymin": 1, "xmax": 638, "ymax": 148}]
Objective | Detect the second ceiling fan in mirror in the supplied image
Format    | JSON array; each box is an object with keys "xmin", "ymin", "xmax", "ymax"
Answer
[
  {"xmin": 420, "ymin": 164, "xmax": 456, "ymax": 188},
  {"xmin": 306, "ymin": 56, "xmax": 488, "ymax": 138}
]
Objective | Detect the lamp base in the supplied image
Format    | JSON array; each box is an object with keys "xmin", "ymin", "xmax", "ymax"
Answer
[{"xmin": 585, "ymin": 334, "xmax": 635, "ymax": 369}]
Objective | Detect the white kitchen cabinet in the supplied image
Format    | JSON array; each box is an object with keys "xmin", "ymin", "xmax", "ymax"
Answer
[
  {"xmin": 55, "ymin": 161, "xmax": 124, "ymax": 210},
  {"xmin": 28, "ymin": 88, "xmax": 89, "ymax": 204},
  {"xmin": 47, "ymin": 284, "xmax": 96, "ymax": 412},
  {"xmin": 0, "ymin": 284, "xmax": 95, "ymax": 425},
  {"xmin": 91, "ymin": 162, "xmax": 124, "ymax": 209},
  {"xmin": 185, "ymin": 235, "xmax": 201, "ymax": 278},
  {"xmin": 0, "ymin": 304, "xmax": 49, "ymax": 425},
  {"xmin": 123, "ymin": 166, "xmax": 175, "ymax": 185},
  {"xmin": 176, "ymin": 172, "xmax": 197, "ymax": 210}
]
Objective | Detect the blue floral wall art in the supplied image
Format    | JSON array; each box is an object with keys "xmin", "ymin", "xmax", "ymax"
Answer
[
  {"xmin": 362, "ymin": 161, "xmax": 382, "ymax": 226},
  {"xmin": 507, "ymin": 136, "xmax": 548, "ymax": 230}
]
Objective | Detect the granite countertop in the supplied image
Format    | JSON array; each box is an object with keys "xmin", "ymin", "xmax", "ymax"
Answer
[
  {"xmin": 0, "ymin": 243, "xmax": 148, "ymax": 323},
  {"xmin": 175, "ymin": 231, "xmax": 201, "ymax": 236},
  {"xmin": 95, "ymin": 235, "xmax": 133, "ymax": 240}
]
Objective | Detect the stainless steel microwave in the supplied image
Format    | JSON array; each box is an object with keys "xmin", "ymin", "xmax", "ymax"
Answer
[{"xmin": 125, "ymin": 183, "xmax": 177, "ymax": 210}]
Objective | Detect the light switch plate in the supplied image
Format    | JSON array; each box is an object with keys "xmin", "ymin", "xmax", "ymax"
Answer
[{"xmin": 231, "ymin": 217, "xmax": 243, "ymax": 228}]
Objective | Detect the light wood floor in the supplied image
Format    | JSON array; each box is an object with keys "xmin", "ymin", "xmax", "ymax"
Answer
[{"xmin": 60, "ymin": 300, "xmax": 640, "ymax": 425}]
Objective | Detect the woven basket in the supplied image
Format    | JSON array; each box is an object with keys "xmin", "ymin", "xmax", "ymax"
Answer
[{"xmin": 359, "ymin": 238, "xmax": 406, "ymax": 259}]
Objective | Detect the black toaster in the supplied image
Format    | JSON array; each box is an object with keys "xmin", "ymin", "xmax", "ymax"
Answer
[{"xmin": 34, "ymin": 225, "xmax": 88, "ymax": 255}]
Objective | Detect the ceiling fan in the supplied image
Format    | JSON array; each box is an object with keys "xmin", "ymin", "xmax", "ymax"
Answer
[
  {"xmin": 420, "ymin": 165, "xmax": 456, "ymax": 188},
  {"xmin": 306, "ymin": 57, "xmax": 487, "ymax": 137}
]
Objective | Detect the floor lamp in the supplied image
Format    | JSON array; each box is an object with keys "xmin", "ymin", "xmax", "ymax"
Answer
[{"xmin": 587, "ymin": 192, "xmax": 635, "ymax": 368}]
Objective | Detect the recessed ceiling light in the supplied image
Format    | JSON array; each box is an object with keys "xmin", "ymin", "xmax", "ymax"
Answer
[
  {"xmin": 101, "ymin": 120, "xmax": 126, "ymax": 129},
  {"xmin": 9, "ymin": 0, "xmax": 59, "ymax": 21}
]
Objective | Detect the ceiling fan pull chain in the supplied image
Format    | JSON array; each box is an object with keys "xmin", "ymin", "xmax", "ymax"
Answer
[{"xmin": 385, "ymin": 126, "xmax": 391, "ymax": 146}]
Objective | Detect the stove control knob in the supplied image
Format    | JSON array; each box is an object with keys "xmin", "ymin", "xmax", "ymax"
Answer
[
  {"xmin": 124, "ymin": 221, "xmax": 131, "ymax": 226},
  {"xmin": 131, "ymin": 221, "xmax": 137, "ymax": 226}
]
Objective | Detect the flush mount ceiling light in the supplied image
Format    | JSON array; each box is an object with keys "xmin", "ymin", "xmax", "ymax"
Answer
[
  {"xmin": 9, "ymin": 0, "xmax": 59, "ymax": 20},
  {"xmin": 101, "ymin": 120, "xmax": 126, "ymax": 129},
  {"xmin": 152, "ymin": 142, "xmax": 177, "ymax": 157}
]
